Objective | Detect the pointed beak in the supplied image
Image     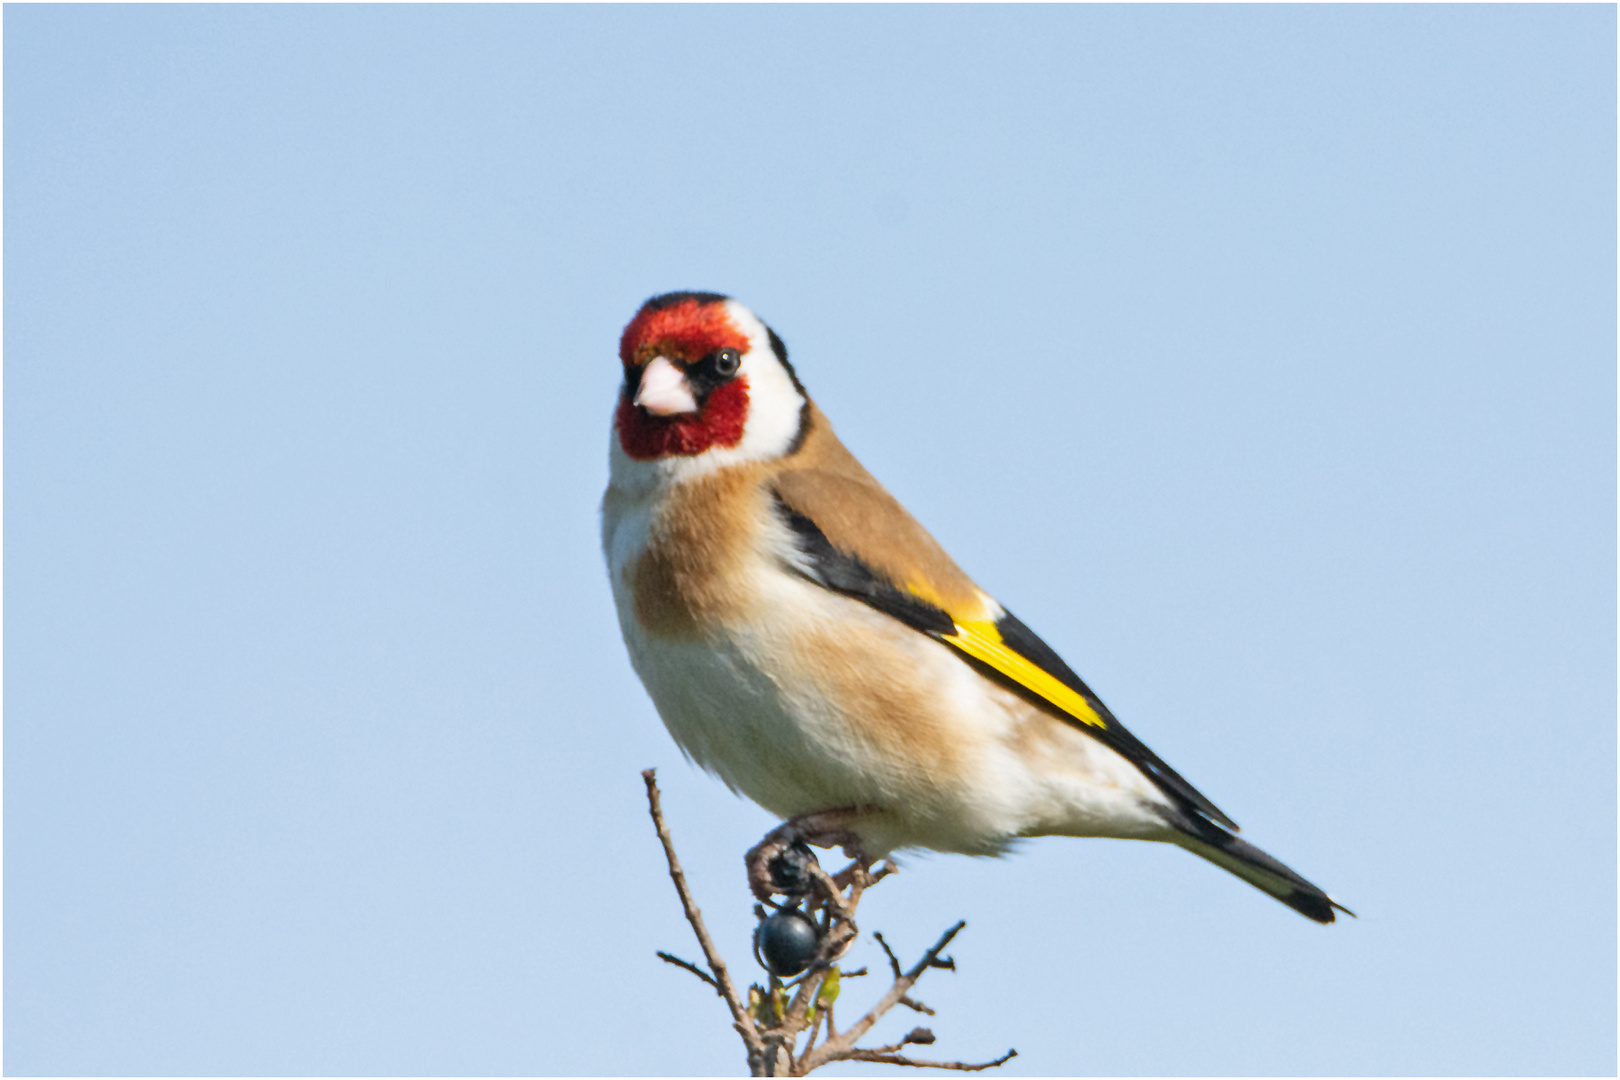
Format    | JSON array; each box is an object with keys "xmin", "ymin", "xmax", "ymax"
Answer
[{"xmin": 634, "ymin": 356, "xmax": 699, "ymax": 416}]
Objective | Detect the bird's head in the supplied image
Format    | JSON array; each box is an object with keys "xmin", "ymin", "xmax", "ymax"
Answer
[{"xmin": 614, "ymin": 292, "xmax": 807, "ymax": 467}]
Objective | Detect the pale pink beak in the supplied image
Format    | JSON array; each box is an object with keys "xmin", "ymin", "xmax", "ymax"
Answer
[{"xmin": 634, "ymin": 356, "xmax": 700, "ymax": 416}]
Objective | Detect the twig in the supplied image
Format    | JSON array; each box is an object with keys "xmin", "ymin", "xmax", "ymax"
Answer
[
  {"xmin": 866, "ymin": 1026, "xmax": 936, "ymax": 1053},
  {"xmin": 874, "ymin": 933, "xmax": 936, "ymax": 1015},
  {"xmin": 642, "ymin": 770, "xmax": 766, "ymax": 1066},
  {"xmin": 875, "ymin": 932, "xmax": 904, "ymax": 980},
  {"xmin": 803, "ymin": 1000, "xmax": 826, "ymax": 1056},
  {"xmin": 798, "ymin": 921, "xmax": 970, "ymax": 1073},
  {"xmin": 657, "ymin": 951, "xmax": 719, "ymax": 991},
  {"xmin": 837, "ymin": 1048, "xmax": 1019, "ymax": 1072}
]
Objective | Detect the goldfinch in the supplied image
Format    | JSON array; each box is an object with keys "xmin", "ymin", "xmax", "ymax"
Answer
[{"xmin": 602, "ymin": 291, "xmax": 1347, "ymax": 923}]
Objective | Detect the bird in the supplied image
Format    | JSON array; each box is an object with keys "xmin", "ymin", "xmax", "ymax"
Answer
[{"xmin": 601, "ymin": 291, "xmax": 1347, "ymax": 923}]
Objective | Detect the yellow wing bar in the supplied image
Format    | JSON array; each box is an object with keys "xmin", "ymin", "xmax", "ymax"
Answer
[{"xmin": 941, "ymin": 618, "xmax": 1108, "ymax": 731}]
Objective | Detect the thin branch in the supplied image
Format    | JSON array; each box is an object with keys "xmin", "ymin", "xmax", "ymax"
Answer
[
  {"xmin": 863, "ymin": 1027, "xmax": 936, "ymax": 1054},
  {"xmin": 798, "ymin": 921, "xmax": 968, "ymax": 1073},
  {"xmin": 642, "ymin": 769, "xmax": 765, "ymax": 1064},
  {"xmin": 836, "ymin": 1048, "xmax": 1019, "ymax": 1072},
  {"xmin": 657, "ymin": 951, "xmax": 719, "ymax": 991},
  {"xmin": 791, "ymin": 977, "xmax": 837, "ymax": 1075},
  {"xmin": 780, "ymin": 967, "xmax": 826, "ymax": 1047},
  {"xmin": 872, "ymin": 933, "xmax": 935, "ymax": 1014},
  {"xmin": 803, "ymin": 1001, "xmax": 826, "ymax": 1059},
  {"xmin": 875, "ymin": 932, "xmax": 904, "ymax": 980}
]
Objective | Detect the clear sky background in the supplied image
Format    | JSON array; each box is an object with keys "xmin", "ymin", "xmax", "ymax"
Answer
[{"xmin": 5, "ymin": 5, "xmax": 1614, "ymax": 1076}]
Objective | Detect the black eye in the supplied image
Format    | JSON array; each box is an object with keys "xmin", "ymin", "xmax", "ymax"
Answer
[{"xmin": 713, "ymin": 348, "xmax": 741, "ymax": 378}]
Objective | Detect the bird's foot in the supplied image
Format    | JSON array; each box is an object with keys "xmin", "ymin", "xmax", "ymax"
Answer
[
  {"xmin": 745, "ymin": 807, "xmax": 870, "ymax": 904},
  {"xmin": 747, "ymin": 809, "xmax": 891, "ymax": 973},
  {"xmin": 832, "ymin": 856, "xmax": 896, "ymax": 893}
]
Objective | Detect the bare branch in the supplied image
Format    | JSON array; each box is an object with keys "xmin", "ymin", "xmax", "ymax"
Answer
[
  {"xmin": 874, "ymin": 931, "xmax": 904, "ymax": 980},
  {"xmin": 835, "ymin": 1048, "xmax": 1019, "ymax": 1072},
  {"xmin": 859, "ymin": 1027, "xmax": 936, "ymax": 1055},
  {"xmin": 780, "ymin": 966, "xmax": 826, "ymax": 1043},
  {"xmin": 798, "ymin": 921, "xmax": 968, "ymax": 1073},
  {"xmin": 642, "ymin": 770, "xmax": 765, "ymax": 1064},
  {"xmin": 656, "ymin": 951, "xmax": 719, "ymax": 991},
  {"xmin": 803, "ymin": 1000, "xmax": 827, "ymax": 1058},
  {"xmin": 870, "ymin": 933, "xmax": 935, "ymax": 1013}
]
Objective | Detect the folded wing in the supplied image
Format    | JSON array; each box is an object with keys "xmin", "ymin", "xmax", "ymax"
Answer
[{"xmin": 769, "ymin": 471, "xmax": 1237, "ymax": 832}]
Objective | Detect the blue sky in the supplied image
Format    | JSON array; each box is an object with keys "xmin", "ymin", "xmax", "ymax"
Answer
[{"xmin": 6, "ymin": 5, "xmax": 1614, "ymax": 1075}]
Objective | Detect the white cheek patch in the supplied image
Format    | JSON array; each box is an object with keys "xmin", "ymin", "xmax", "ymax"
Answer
[{"xmin": 724, "ymin": 300, "xmax": 806, "ymax": 461}]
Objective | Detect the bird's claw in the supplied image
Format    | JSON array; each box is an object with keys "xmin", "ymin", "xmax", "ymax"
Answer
[
  {"xmin": 744, "ymin": 809, "xmax": 867, "ymax": 903},
  {"xmin": 747, "ymin": 838, "xmax": 817, "ymax": 902},
  {"xmin": 747, "ymin": 811, "xmax": 891, "ymax": 976}
]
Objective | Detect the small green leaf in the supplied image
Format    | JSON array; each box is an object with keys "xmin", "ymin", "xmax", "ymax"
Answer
[
  {"xmin": 748, "ymin": 985, "xmax": 764, "ymax": 1022},
  {"xmin": 817, "ymin": 967, "xmax": 842, "ymax": 1006}
]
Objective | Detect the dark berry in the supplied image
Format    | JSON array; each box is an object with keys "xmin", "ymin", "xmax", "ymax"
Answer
[{"xmin": 755, "ymin": 907, "xmax": 820, "ymax": 977}]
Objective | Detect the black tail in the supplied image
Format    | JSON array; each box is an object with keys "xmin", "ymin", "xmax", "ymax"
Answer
[{"xmin": 1158, "ymin": 806, "xmax": 1352, "ymax": 924}]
